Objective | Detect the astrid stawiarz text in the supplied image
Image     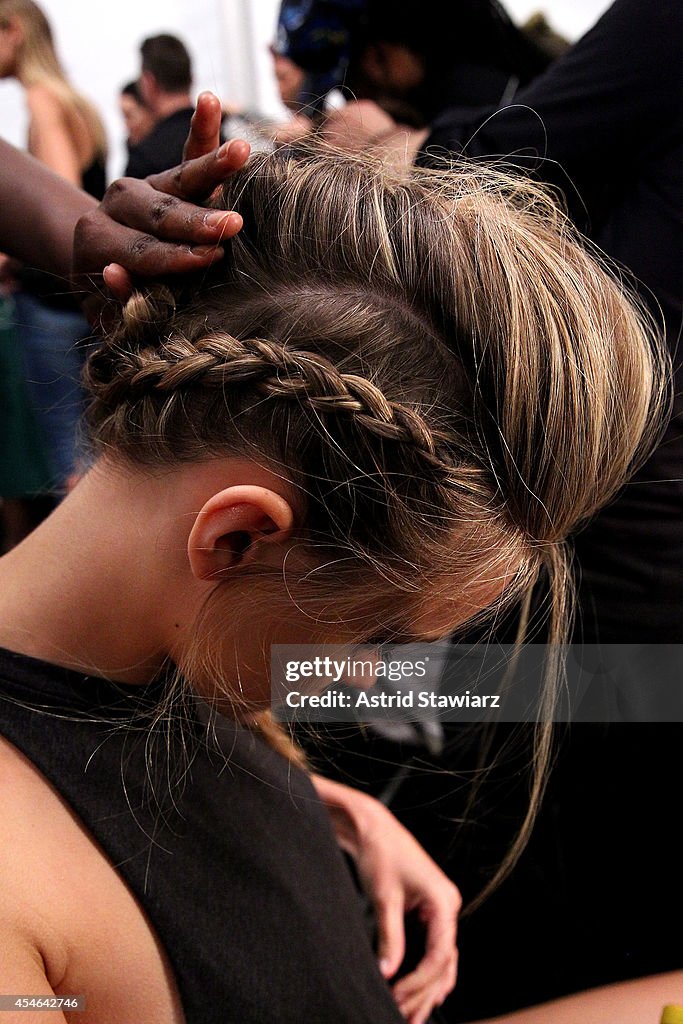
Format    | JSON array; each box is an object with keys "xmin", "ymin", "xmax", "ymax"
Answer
[{"xmin": 284, "ymin": 690, "xmax": 501, "ymax": 709}]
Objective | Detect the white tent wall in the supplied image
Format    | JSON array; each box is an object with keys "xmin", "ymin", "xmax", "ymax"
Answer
[{"xmin": 1, "ymin": 0, "xmax": 612, "ymax": 184}]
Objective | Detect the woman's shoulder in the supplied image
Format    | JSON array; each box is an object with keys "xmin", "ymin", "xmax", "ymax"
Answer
[
  {"xmin": 26, "ymin": 82, "xmax": 66, "ymax": 119},
  {"xmin": 0, "ymin": 734, "xmax": 185, "ymax": 1022},
  {"xmin": 0, "ymin": 735, "xmax": 72, "ymax": 984}
]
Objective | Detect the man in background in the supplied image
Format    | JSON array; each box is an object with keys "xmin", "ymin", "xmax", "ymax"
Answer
[{"xmin": 125, "ymin": 34, "xmax": 194, "ymax": 178}]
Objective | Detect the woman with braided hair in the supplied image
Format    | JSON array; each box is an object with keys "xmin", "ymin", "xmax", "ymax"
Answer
[{"xmin": 0, "ymin": 137, "xmax": 669, "ymax": 1024}]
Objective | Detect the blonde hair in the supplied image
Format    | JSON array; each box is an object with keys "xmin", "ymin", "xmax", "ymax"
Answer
[
  {"xmin": 0, "ymin": 0, "xmax": 107, "ymax": 157},
  {"xmin": 84, "ymin": 142, "xmax": 667, "ymax": 892}
]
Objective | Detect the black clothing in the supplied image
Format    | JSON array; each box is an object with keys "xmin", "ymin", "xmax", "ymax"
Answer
[
  {"xmin": 80, "ymin": 152, "xmax": 107, "ymax": 203},
  {"xmin": 314, "ymin": 720, "xmax": 683, "ymax": 1021},
  {"xmin": 418, "ymin": 0, "xmax": 683, "ymax": 642},
  {"xmin": 0, "ymin": 647, "xmax": 404, "ymax": 1024},
  {"xmin": 125, "ymin": 107, "xmax": 195, "ymax": 179}
]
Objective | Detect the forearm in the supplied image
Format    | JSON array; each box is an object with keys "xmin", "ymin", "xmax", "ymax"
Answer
[
  {"xmin": 310, "ymin": 773, "xmax": 372, "ymax": 855},
  {"xmin": 479, "ymin": 971, "xmax": 683, "ymax": 1024},
  {"xmin": 0, "ymin": 139, "xmax": 96, "ymax": 279}
]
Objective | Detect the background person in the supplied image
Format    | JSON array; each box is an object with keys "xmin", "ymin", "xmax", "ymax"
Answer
[
  {"xmin": 124, "ymin": 32, "xmax": 195, "ymax": 179},
  {"xmin": 118, "ymin": 78, "xmax": 154, "ymax": 154},
  {"xmin": 276, "ymin": 0, "xmax": 558, "ymax": 129},
  {"xmin": 0, "ymin": 0, "xmax": 107, "ymax": 510}
]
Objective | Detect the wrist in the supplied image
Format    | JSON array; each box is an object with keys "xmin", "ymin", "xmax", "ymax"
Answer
[{"xmin": 311, "ymin": 774, "xmax": 377, "ymax": 856}]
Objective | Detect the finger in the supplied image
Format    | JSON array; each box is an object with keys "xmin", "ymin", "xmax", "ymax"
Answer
[
  {"xmin": 375, "ymin": 891, "xmax": 406, "ymax": 980},
  {"xmin": 394, "ymin": 954, "xmax": 457, "ymax": 1024},
  {"xmin": 102, "ymin": 263, "xmax": 133, "ymax": 301},
  {"xmin": 396, "ymin": 984, "xmax": 448, "ymax": 1024},
  {"xmin": 392, "ymin": 937, "xmax": 457, "ymax": 998},
  {"xmin": 392, "ymin": 949, "xmax": 458, "ymax": 1012},
  {"xmin": 76, "ymin": 215, "xmax": 224, "ymax": 279},
  {"xmin": 100, "ymin": 177, "xmax": 242, "ymax": 244},
  {"xmin": 183, "ymin": 91, "xmax": 224, "ymax": 161},
  {"xmin": 391, "ymin": 903, "xmax": 458, "ymax": 1005},
  {"xmin": 146, "ymin": 138, "xmax": 251, "ymax": 201}
]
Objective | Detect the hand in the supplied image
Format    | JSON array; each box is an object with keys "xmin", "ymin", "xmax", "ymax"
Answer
[
  {"xmin": 72, "ymin": 92, "xmax": 249, "ymax": 326},
  {"xmin": 312, "ymin": 774, "xmax": 461, "ymax": 1024},
  {"xmin": 318, "ymin": 100, "xmax": 428, "ymax": 167},
  {"xmin": 318, "ymin": 99, "xmax": 397, "ymax": 151},
  {"xmin": 271, "ymin": 112, "xmax": 314, "ymax": 146}
]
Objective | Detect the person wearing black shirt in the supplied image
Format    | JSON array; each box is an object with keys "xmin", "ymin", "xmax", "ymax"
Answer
[{"xmin": 125, "ymin": 33, "xmax": 196, "ymax": 179}]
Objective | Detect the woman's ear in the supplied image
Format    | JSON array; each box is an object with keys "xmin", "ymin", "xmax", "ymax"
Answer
[{"xmin": 187, "ymin": 485, "xmax": 296, "ymax": 582}]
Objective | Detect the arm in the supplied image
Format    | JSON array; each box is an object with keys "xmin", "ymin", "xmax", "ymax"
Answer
[
  {"xmin": 27, "ymin": 85, "xmax": 82, "ymax": 187},
  {"xmin": 0, "ymin": 139, "xmax": 95, "ymax": 281},
  {"xmin": 311, "ymin": 773, "xmax": 460, "ymax": 1024},
  {"xmin": 0, "ymin": 97, "xmax": 247, "ymax": 314},
  {"xmin": 475, "ymin": 971, "xmax": 683, "ymax": 1024},
  {"xmin": 0, "ymin": 931, "xmax": 68, "ymax": 1024}
]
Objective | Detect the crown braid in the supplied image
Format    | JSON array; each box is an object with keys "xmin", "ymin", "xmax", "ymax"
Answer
[{"xmin": 88, "ymin": 329, "xmax": 481, "ymax": 484}]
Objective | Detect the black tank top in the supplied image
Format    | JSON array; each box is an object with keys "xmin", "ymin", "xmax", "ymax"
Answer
[{"xmin": 0, "ymin": 647, "xmax": 403, "ymax": 1024}]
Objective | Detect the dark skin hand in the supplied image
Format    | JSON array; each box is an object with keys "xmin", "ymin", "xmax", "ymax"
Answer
[{"xmin": 71, "ymin": 91, "xmax": 249, "ymax": 324}]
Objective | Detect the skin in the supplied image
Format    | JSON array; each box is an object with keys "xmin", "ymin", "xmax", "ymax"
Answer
[
  {"xmin": 139, "ymin": 69, "xmax": 191, "ymax": 121},
  {"xmin": 478, "ymin": 972, "xmax": 683, "ymax": 1024},
  {"xmin": 0, "ymin": 98, "xmax": 246, "ymax": 297},
  {"xmin": 270, "ymin": 48, "xmax": 306, "ymax": 110},
  {"xmin": 318, "ymin": 98, "xmax": 427, "ymax": 164},
  {"xmin": 119, "ymin": 91, "xmax": 155, "ymax": 147},
  {"xmin": 360, "ymin": 41, "xmax": 425, "ymax": 95}
]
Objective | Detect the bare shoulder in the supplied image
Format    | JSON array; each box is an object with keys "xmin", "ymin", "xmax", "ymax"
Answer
[
  {"xmin": 0, "ymin": 736, "xmax": 71, "ymax": 999},
  {"xmin": 26, "ymin": 83, "xmax": 66, "ymax": 120},
  {"xmin": 0, "ymin": 736, "xmax": 185, "ymax": 1023}
]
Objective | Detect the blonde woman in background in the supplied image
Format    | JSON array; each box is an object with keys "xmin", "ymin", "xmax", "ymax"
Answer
[
  {"xmin": 0, "ymin": 0, "xmax": 107, "ymax": 514},
  {"xmin": 0, "ymin": 0, "xmax": 106, "ymax": 192}
]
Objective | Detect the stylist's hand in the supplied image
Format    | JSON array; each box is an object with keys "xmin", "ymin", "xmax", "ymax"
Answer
[
  {"xmin": 72, "ymin": 91, "xmax": 248, "ymax": 326},
  {"xmin": 312, "ymin": 774, "xmax": 461, "ymax": 1024}
]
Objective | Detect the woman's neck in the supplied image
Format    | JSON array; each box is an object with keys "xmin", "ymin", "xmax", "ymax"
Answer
[{"xmin": 0, "ymin": 460, "xmax": 199, "ymax": 683}]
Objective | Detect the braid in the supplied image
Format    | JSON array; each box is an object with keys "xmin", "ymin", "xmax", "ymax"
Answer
[{"xmin": 86, "ymin": 308, "xmax": 485, "ymax": 495}]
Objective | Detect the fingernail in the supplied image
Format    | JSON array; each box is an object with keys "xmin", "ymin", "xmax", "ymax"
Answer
[
  {"xmin": 190, "ymin": 244, "xmax": 219, "ymax": 256},
  {"xmin": 379, "ymin": 959, "xmax": 392, "ymax": 976},
  {"xmin": 204, "ymin": 211, "xmax": 230, "ymax": 228},
  {"xmin": 217, "ymin": 141, "xmax": 232, "ymax": 159}
]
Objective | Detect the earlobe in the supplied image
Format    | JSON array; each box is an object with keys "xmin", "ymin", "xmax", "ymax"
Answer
[{"xmin": 187, "ymin": 485, "xmax": 296, "ymax": 582}]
